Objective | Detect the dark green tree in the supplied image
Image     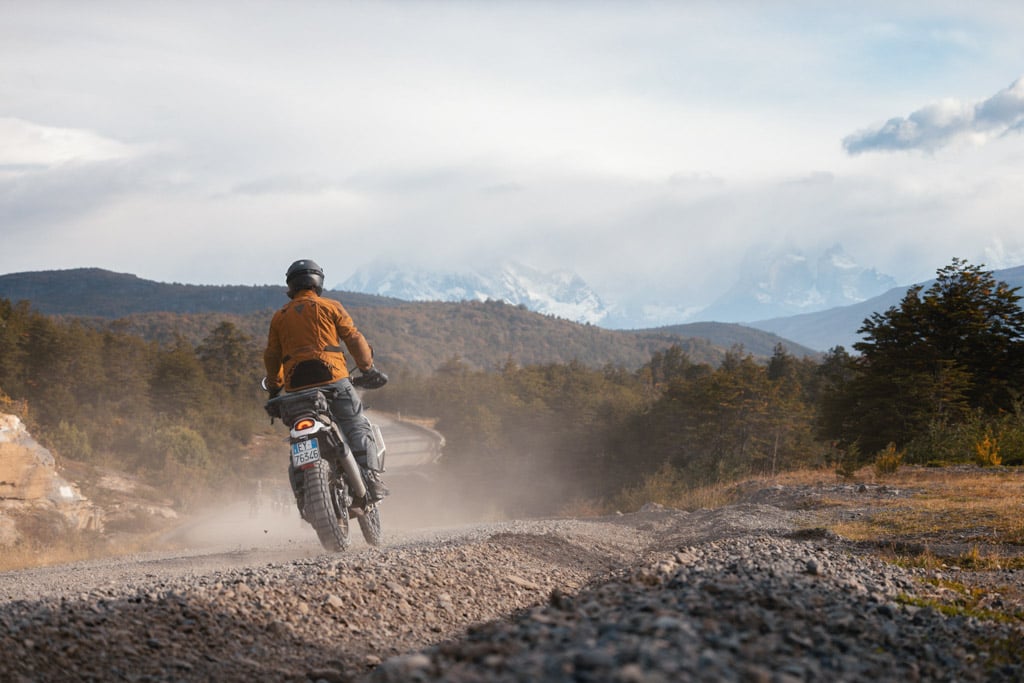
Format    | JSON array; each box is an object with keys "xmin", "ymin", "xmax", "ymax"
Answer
[
  {"xmin": 815, "ymin": 346, "xmax": 860, "ymax": 446},
  {"xmin": 149, "ymin": 337, "xmax": 211, "ymax": 421},
  {"xmin": 629, "ymin": 347, "xmax": 817, "ymax": 484},
  {"xmin": 828, "ymin": 259, "xmax": 1024, "ymax": 453},
  {"xmin": 647, "ymin": 344, "xmax": 696, "ymax": 387},
  {"xmin": 0, "ymin": 299, "xmax": 32, "ymax": 395},
  {"xmin": 197, "ymin": 321, "xmax": 258, "ymax": 394}
]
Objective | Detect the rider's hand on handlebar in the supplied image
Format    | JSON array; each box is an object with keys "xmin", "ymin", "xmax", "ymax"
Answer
[
  {"xmin": 355, "ymin": 366, "xmax": 388, "ymax": 389},
  {"xmin": 261, "ymin": 377, "xmax": 282, "ymax": 398}
]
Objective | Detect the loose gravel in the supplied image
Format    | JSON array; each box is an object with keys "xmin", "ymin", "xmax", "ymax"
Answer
[
  {"xmin": 1, "ymin": 500, "xmax": 1022, "ymax": 682},
  {"xmin": 370, "ymin": 534, "xmax": 1024, "ymax": 682}
]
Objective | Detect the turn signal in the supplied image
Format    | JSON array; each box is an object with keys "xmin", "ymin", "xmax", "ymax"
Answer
[{"xmin": 295, "ymin": 418, "xmax": 316, "ymax": 431}]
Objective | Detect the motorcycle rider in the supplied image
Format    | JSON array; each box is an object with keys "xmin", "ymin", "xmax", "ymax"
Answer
[{"xmin": 264, "ymin": 259, "xmax": 389, "ymax": 504}]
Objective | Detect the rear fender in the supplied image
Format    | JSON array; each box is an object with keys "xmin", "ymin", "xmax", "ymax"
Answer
[{"xmin": 289, "ymin": 417, "xmax": 331, "ymax": 440}]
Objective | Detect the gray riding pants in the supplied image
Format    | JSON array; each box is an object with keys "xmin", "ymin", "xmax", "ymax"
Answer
[{"xmin": 324, "ymin": 378, "xmax": 374, "ymax": 454}]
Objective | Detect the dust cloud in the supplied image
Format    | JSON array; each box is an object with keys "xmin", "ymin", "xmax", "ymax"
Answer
[
  {"xmin": 159, "ymin": 474, "xmax": 319, "ymax": 555},
  {"xmin": 385, "ymin": 447, "xmax": 590, "ymax": 530},
  {"xmin": 161, "ymin": 450, "xmax": 586, "ymax": 556}
]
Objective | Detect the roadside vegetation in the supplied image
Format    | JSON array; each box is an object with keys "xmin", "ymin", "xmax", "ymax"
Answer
[
  {"xmin": 624, "ymin": 464, "xmax": 1024, "ymax": 567},
  {"xmin": 1, "ymin": 258, "xmax": 1023, "ymax": 555}
]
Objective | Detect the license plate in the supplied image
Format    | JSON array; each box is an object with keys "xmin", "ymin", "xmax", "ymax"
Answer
[{"xmin": 291, "ymin": 438, "xmax": 321, "ymax": 467}]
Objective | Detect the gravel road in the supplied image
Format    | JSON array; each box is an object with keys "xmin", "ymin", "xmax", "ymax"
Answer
[{"xmin": 1, "ymin": 488, "xmax": 1022, "ymax": 682}]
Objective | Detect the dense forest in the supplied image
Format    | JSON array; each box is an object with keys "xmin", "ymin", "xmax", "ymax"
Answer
[
  {"xmin": 58, "ymin": 301, "xmax": 815, "ymax": 377},
  {"xmin": 1, "ymin": 259, "xmax": 1022, "ymax": 515},
  {"xmin": 1, "ymin": 267, "xmax": 817, "ymax": 375}
]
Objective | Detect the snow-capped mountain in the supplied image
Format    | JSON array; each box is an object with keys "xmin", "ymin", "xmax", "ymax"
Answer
[
  {"xmin": 338, "ymin": 247, "xmax": 898, "ymax": 330},
  {"xmin": 339, "ymin": 261, "xmax": 610, "ymax": 325},
  {"xmin": 697, "ymin": 245, "xmax": 898, "ymax": 323}
]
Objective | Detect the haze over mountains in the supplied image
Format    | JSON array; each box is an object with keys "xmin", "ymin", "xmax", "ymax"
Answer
[
  {"xmin": 342, "ymin": 261, "xmax": 608, "ymax": 326},
  {"xmin": 340, "ymin": 252, "xmax": 1024, "ymax": 351},
  {"xmin": 0, "ymin": 269, "xmax": 819, "ymax": 372},
  {"xmin": 753, "ymin": 264, "xmax": 1024, "ymax": 351},
  {"xmin": 340, "ymin": 245, "xmax": 902, "ymax": 331},
  {"xmin": 337, "ymin": 254, "xmax": 1024, "ymax": 352},
  {"xmin": 3, "ymin": 256, "xmax": 1022, "ymax": 356},
  {"xmin": 697, "ymin": 245, "xmax": 897, "ymax": 324}
]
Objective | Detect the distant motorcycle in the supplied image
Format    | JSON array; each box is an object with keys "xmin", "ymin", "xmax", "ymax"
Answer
[{"xmin": 262, "ymin": 376, "xmax": 386, "ymax": 551}]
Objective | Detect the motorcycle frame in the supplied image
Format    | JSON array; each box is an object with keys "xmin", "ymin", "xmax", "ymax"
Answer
[{"xmin": 268, "ymin": 388, "xmax": 368, "ymax": 503}]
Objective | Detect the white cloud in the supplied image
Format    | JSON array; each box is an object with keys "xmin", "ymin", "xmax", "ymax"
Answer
[
  {"xmin": 843, "ymin": 77, "xmax": 1024, "ymax": 153},
  {"xmin": 984, "ymin": 237, "xmax": 1024, "ymax": 271},
  {"xmin": 2, "ymin": 2, "xmax": 1024, "ymax": 319},
  {"xmin": 0, "ymin": 118, "xmax": 137, "ymax": 169}
]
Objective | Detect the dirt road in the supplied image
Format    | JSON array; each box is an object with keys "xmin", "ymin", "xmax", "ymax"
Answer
[{"xmin": 1, "ymin": 481, "xmax": 1022, "ymax": 682}]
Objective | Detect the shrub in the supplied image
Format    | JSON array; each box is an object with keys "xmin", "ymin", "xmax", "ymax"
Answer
[
  {"xmin": 612, "ymin": 462, "xmax": 740, "ymax": 512},
  {"xmin": 835, "ymin": 442, "xmax": 862, "ymax": 479},
  {"xmin": 905, "ymin": 420, "xmax": 972, "ymax": 465},
  {"xmin": 873, "ymin": 442, "xmax": 904, "ymax": 476},
  {"xmin": 974, "ymin": 432, "xmax": 1002, "ymax": 467},
  {"xmin": 146, "ymin": 426, "xmax": 211, "ymax": 469},
  {"xmin": 614, "ymin": 462, "xmax": 688, "ymax": 511},
  {"xmin": 45, "ymin": 420, "xmax": 93, "ymax": 462}
]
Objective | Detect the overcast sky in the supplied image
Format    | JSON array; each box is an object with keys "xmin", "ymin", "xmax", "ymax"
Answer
[{"xmin": 3, "ymin": 1, "xmax": 1024, "ymax": 312}]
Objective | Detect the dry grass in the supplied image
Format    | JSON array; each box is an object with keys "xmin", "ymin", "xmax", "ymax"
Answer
[
  {"xmin": 618, "ymin": 463, "xmax": 1024, "ymax": 570},
  {"xmin": 1, "ymin": 534, "xmax": 105, "ymax": 572},
  {"xmin": 826, "ymin": 467, "xmax": 1024, "ymax": 547},
  {"xmin": 0, "ymin": 531, "xmax": 170, "ymax": 572},
  {"xmin": 0, "ymin": 507, "xmax": 174, "ymax": 572},
  {"xmin": 612, "ymin": 462, "xmax": 743, "ymax": 513},
  {"xmin": 557, "ymin": 496, "xmax": 610, "ymax": 518},
  {"xmin": 760, "ymin": 465, "xmax": 1024, "ymax": 571}
]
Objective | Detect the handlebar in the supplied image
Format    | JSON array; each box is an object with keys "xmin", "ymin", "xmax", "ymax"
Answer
[
  {"xmin": 350, "ymin": 374, "xmax": 381, "ymax": 389},
  {"xmin": 260, "ymin": 371, "xmax": 387, "ymax": 396}
]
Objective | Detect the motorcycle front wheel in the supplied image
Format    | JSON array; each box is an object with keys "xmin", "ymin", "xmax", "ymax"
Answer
[
  {"xmin": 302, "ymin": 459, "xmax": 350, "ymax": 552},
  {"xmin": 357, "ymin": 505, "xmax": 382, "ymax": 547}
]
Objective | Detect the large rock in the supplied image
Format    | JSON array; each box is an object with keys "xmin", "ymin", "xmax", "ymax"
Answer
[{"xmin": 0, "ymin": 413, "xmax": 103, "ymax": 544}]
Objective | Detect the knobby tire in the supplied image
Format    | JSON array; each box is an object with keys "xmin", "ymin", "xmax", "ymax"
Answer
[
  {"xmin": 302, "ymin": 458, "xmax": 349, "ymax": 552},
  {"xmin": 357, "ymin": 505, "xmax": 383, "ymax": 547}
]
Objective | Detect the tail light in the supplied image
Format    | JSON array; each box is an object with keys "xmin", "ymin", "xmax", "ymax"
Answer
[{"xmin": 294, "ymin": 418, "xmax": 316, "ymax": 431}]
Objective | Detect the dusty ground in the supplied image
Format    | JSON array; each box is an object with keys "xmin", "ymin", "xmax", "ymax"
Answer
[{"xmin": 0, "ymin": 467, "xmax": 1021, "ymax": 681}]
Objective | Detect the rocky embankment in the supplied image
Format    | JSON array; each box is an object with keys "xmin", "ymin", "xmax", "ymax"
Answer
[
  {"xmin": 0, "ymin": 413, "xmax": 102, "ymax": 545},
  {"xmin": 0, "ymin": 498, "xmax": 1022, "ymax": 682}
]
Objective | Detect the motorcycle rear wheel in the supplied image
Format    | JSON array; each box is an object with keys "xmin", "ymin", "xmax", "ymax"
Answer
[
  {"xmin": 302, "ymin": 459, "xmax": 350, "ymax": 552},
  {"xmin": 357, "ymin": 505, "xmax": 382, "ymax": 547}
]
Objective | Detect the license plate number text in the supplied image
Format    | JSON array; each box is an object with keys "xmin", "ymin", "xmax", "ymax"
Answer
[{"xmin": 291, "ymin": 438, "xmax": 321, "ymax": 467}]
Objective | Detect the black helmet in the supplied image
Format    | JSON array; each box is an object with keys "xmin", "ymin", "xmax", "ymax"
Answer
[{"xmin": 285, "ymin": 259, "xmax": 325, "ymax": 298}]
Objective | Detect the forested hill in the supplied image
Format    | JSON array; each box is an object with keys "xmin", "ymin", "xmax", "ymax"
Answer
[
  {"xmin": 0, "ymin": 268, "xmax": 400, "ymax": 317},
  {"xmin": 639, "ymin": 322, "xmax": 820, "ymax": 358},
  {"xmin": 0, "ymin": 268, "xmax": 817, "ymax": 373}
]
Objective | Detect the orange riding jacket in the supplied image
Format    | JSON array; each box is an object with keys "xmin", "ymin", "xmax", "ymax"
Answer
[{"xmin": 263, "ymin": 290, "xmax": 374, "ymax": 392}]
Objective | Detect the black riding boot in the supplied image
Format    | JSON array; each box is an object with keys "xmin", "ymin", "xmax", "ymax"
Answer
[
  {"xmin": 363, "ymin": 469, "xmax": 389, "ymax": 503},
  {"xmin": 353, "ymin": 450, "xmax": 389, "ymax": 503}
]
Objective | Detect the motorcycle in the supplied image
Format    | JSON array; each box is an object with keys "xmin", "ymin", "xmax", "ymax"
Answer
[{"xmin": 262, "ymin": 375, "xmax": 387, "ymax": 551}]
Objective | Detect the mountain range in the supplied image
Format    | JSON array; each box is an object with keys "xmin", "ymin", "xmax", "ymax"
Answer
[
  {"xmin": 0, "ymin": 268, "xmax": 399, "ymax": 318},
  {"xmin": 697, "ymin": 244, "xmax": 898, "ymax": 323},
  {"xmin": 750, "ymin": 264, "xmax": 1024, "ymax": 351},
  {"xmin": 337, "ymin": 251, "xmax": 1024, "ymax": 352},
  {"xmin": 341, "ymin": 261, "xmax": 609, "ymax": 325},
  {"xmin": 0, "ymin": 269, "xmax": 819, "ymax": 375},
  {"xmin": 339, "ymin": 245, "xmax": 901, "ymax": 331},
  {"xmin": 3, "ymin": 260, "xmax": 1022, "ymax": 361}
]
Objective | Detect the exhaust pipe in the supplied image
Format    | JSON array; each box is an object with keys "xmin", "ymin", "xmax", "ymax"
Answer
[{"xmin": 340, "ymin": 449, "xmax": 367, "ymax": 500}]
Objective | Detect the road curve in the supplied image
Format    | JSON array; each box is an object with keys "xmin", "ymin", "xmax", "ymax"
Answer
[{"xmin": 366, "ymin": 411, "xmax": 444, "ymax": 470}]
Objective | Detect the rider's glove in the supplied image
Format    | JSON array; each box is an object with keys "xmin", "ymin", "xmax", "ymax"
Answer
[
  {"xmin": 264, "ymin": 385, "xmax": 282, "ymax": 418},
  {"xmin": 356, "ymin": 366, "xmax": 388, "ymax": 390}
]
